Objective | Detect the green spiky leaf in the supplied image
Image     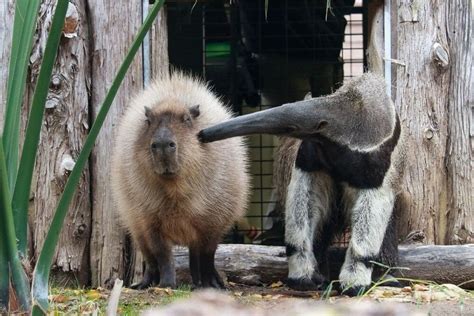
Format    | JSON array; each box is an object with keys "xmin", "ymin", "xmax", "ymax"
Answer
[
  {"xmin": 31, "ymin": 0, "xmax": 166, "ymax": 314},
  {"xmin": 0, "ymin": 139, "xmax": 30, "ymax": 311},
  {"xmin": 2, "ymin": 0, "xmax": 41, "ymax": 193},
  {"xmin": 12, "ymin": 0, "xmax": 70, "ymax": 257}
]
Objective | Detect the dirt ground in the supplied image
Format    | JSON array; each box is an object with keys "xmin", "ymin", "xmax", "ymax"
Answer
[
  {"xmin": 227, "ymin": 283, "xmax": 474, "ymax": 316},
  {"xmin": 48, "ymin": 282, "xmax": 474, "ymax": 315}
]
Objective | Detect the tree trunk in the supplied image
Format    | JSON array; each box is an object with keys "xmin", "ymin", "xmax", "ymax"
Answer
[
  {"xmin": 444, "ymin": 1, "xmax": 473, "ymax": 245},
  {"xmin": 395, "ymin": 0, "xmax": 473, "ymax": 244},
  {"xmin": 26, "ymin": 0, "xmax": 92, "ymax": 285},
  {"xmin": 88, "ymin": 0, "xmax": 148, "ymax": 288}
]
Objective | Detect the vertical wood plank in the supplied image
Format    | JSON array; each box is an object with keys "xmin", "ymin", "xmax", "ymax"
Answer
[
  {"xmin": 395, "ymin": 0, "xmax": 449, "ymax": 244},
  {"xmin": 395, "ymin": 0, "xmax": 473, "ymax": 244},
  {"xmin": 367, "ymin": 0, "xmax": 384, "ymax": 75},
  {"xmin": 88, "ymin": 0, "xmax": 144, "ymax": 287},
  {"xmin": 150, "ymin": 9, "xmax": 169, "ymax": 78},
  {"xmin": 28, "ymin": 0, "xmax": 92, "ymax": 284},
  {"xmin": 445, "ymin": 0, "xmax": 473, "ymax": 244}
]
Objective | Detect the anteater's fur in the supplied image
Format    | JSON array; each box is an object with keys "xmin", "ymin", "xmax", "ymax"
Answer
[{"xmin": 111, "ymin": 73, "xmax": 249, "ymax": 289}]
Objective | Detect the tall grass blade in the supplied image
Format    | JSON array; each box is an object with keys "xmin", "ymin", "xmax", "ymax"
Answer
[
  {"xmin": 2, "ymin": 0, "xmax": 41, "ymax": 193},
  {"xmin": 31, "ymin": 0, "xmax": 166, "ymax": 313},
  {"xmin": 0, "ymin": 140, "xmax": 31, "ymax": 311},
  {"xmin": 0, "ymin": 217, "xmax": 9, "ymax": 311},
  {"xmin": 12, "ymin": 0, "xmax": 70, "ymax": 257}
]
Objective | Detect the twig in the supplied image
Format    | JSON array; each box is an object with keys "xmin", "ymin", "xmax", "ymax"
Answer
[
  {"xmin": 383, "ymin": 57, "xmax": 406, "ymax": 67},
  {"xmin": 106, "ymin": 278, "xmax": 123, "ymax": 316}
]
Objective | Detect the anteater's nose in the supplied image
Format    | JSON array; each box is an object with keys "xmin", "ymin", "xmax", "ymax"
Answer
[{"xmin": 151, "ymin": 139, "xmax": 176, "ymax": 153}]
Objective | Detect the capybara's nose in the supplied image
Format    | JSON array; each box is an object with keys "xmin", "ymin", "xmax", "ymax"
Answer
[{"xmin": 151, "ymin": 139, "xmax": 176, "ymax": 153}]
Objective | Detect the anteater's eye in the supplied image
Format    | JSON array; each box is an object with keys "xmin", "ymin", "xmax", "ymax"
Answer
[{"xmin": 145, "ymin": 118, "xmax": 151, "ymax": 126}]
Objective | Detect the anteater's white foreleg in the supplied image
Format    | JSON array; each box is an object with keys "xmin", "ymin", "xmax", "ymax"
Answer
[
  {"xmin": 339, "ymin": 186, "xmax": 395, "ymax": 295},
  {"xmin": 285, "ymin": 168, "xmax": 333, "ymax": 290}
]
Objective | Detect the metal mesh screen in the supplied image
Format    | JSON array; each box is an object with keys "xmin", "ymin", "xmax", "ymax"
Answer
[{"xmin": 167, "ymin": 0, "xmax": 367, "ymax": 246}]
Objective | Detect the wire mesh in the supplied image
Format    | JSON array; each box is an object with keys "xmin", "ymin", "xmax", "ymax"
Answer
[{"xmin": 166, "ymin": 0, "xmax": 367, "ymax": 246}]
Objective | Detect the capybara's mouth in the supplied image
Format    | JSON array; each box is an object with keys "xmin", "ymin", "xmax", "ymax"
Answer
[{"xmin": 160, "ymin": 171, "xmax": 177, "ymax": 179}]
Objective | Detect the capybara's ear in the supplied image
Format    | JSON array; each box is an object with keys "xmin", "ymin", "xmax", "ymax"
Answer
[
  {"xmin": 190, "ymin": 104, "xmax": 200, "ymax": 119},
  {"xmin": 144, "ymin": 106, "xmax": 153, "ymax": 119}
]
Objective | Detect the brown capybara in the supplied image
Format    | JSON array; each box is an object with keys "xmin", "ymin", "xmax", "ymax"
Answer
[{"xmin": 111, "ymin": 72, "xmax": 250, "ymax": 289}]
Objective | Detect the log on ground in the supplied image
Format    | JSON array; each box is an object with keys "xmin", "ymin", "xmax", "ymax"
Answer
[{"xmin": 174, "ymin": 244, "xmax": 474, "ymax": 289}]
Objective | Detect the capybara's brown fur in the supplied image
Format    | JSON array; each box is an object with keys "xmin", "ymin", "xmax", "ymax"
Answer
[{"xmin": 111, "ymin": 72, "xmax": 249, "ymax": 289}]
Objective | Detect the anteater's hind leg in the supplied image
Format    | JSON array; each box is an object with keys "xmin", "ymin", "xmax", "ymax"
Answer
[
  {"xmin": 130, "ymin": 231, "xmax": 160, "ymax": 289},
  {"xmin": 339, "ymin": 186, "xmax": 395, "ymax": 296},
  {"xmin": 192, "ymin": 238, "xmax": 224, "ymax": 289},
  {"xmin": 285, "ymin": 169, "xmax": 334, "ymax": 290},
  {"xmin": 372, "ymin": 213, "xmax": 401, "ymax": 287}
]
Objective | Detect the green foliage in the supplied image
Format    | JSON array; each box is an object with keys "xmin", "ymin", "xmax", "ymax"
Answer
[
  {"xmin": 0, "ymin": 0, "xmax": 165, "ymax": 314},
  {"xmin": 2, "ymin": 0, "xmax": 41, "ymax": 193},
  {"xmin": 12, "ymin": 0, "xmax": 70, "ymax": 258},
  {"xmin": 0, "ymin": 137, "xmax": 31, "ymax": 310},
  {"xmin": 32, "ymin": 0, "xmax": 165, "ymax": 313}
]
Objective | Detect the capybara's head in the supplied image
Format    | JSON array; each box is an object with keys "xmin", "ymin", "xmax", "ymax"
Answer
[{"xmin": 141, "ymin": 101, "xmax": 201, "ymax": 179}]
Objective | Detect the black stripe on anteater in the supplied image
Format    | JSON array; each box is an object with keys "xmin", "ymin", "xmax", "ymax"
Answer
[
  {"xmin": 295, "ymin": 116, "xmax": 401, "ymax": 189},
  {"xmin": 285, "ymin": 244, "xmax": 299, "ymax": 257}
]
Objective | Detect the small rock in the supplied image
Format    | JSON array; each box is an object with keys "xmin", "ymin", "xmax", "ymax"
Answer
[
  {"xmin": 431, "ymin": 292, "xmax": 450, "ymax": 301},
  {"xmin": 414, "ymin": 291, "xmax": 431, "ymax": 303},
  {"xmin": 413, "ymin": 284, "xmax": 429, "ymax": 292},
  {"xmin": 270, "ymin": 281, "xmax": 284, "ymax": 288},
  {"xmin": 401, "ymin": 286, "xmax": 412, "ymax": 293}
]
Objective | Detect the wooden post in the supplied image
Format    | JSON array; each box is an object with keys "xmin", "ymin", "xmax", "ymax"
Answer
[
  {"xmin": 367, "ymin": 0, "xmax": 384, "ymax": 75},
  {"xmin": 0, "ymin": 1, "xmax": 92, "ymax": 284},
  {"xmin": 443, "ymin": 1, "xmax": 473, "ymax": 245},
  {"xmin": 88, "ymin": 0, "xmax": 144, "ymax": 287},
  {"xmin": 25, "ymin": 0, "xmax": 92, "ymax": 285},
  {"xmin": 395, "ymin": 0, "xmax": 473, "ymax": 244}
]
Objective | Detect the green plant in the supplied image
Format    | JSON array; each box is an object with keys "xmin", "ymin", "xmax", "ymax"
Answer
[{"xmin": 0, "ymin": 0, "xmax": 165, "ymax": 314}]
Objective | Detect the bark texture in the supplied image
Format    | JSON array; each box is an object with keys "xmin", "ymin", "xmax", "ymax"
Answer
[
  {"xmin": 27, "ymin": 0, "xmax": 92, "ymax": 284},
  {"xmin": 443, "ymin": 1, "xmax": 473, "ymax": 245},
  {"xmin": 88, "ymin": 0, "xmax": 144, "ymax": 288},
  {"xmin": 395, "ymin": 0, "xmax": 473, "ymax": 244},
  {"xmin": 367, "ymin": 0, "xmax": 384, "ymax": 75}
]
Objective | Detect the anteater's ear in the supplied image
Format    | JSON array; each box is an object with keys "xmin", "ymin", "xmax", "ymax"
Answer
[
  {"xmin": 315, "ymin": 120, "xmax": 328, "ymax": 131},
  {"xmin": 190, "ymin": 104, "xmax": 200, "ymax": 119}
]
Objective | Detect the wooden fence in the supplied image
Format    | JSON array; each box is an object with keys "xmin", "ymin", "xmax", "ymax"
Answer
[{"xmin": 0, "ymin": 0, "xmax": 472, "ymax": 287}]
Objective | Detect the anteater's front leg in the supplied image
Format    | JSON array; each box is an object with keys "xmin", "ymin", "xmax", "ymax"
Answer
[
  {"xmin": 285, "ymin": 169, "xmax": 334, "ymax": 290},
  {"xmin": 339, "ymin": 186, "xmax": 395, "ymax": 296}
]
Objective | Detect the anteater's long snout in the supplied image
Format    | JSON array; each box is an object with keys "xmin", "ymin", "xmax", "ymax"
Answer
[{"xmin": 198, "ymin": 99, "xmax": 323, "ymax": 143}]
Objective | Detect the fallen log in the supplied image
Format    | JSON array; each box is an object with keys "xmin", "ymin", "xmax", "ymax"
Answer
[{"xmin": 173, "ymin": 244, "xmax": 474, "ymax": 289}]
